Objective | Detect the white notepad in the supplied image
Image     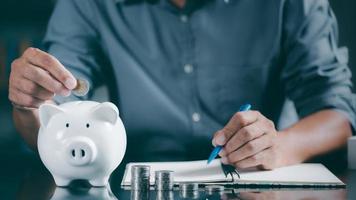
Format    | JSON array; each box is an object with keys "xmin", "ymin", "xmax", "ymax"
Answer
[{"xmin": 121, "ymin": 159, "xmax": 344, "ymax": 187}]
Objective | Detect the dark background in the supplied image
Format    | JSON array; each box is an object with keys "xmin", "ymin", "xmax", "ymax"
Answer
[{"xmin": 0, "ymin": 0, "xmax": 355, "ymax": 158}]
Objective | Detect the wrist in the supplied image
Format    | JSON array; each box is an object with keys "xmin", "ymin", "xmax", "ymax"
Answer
[
  {"xmin": 276, "ymin": 130, "xmax": 308, "ymax": 166},
  {"xmin": 12, "ymin": 105, "xmax": 40, "ymax": 151},
  {"xmin": 12, "ymin": 102, "xmax": 38, "ymax": 112}
]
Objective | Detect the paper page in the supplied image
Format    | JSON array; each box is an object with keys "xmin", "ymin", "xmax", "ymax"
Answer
[
  {"xmin": 121, "ymin": 160, "xmax": 344, "ymax": 186},
  {"xmin": 122, "ymin": 159, "xmax": 230, "ymax": 185},
  {"xmin": 238, "ymin": 164, "xmax": 343, "ymax": 185}
]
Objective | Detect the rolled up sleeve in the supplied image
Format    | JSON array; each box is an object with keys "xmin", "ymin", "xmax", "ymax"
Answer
[
  {"xmin": 42, "ymin": 0, "xmax": 106, "ymax": 104},
  {"xmin": 281, "ymin": 0, "xmax": 356, "ymax": 132}
]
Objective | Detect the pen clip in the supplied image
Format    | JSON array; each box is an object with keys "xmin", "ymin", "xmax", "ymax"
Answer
[{"xmin": 221, "ymin": 163, "xmax": 240, "ymax": 182}]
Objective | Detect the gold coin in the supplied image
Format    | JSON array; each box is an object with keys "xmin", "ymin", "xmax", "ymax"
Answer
[{"xmin": 72, "ymin": 78, "xmax": 90, "ymax": 96}]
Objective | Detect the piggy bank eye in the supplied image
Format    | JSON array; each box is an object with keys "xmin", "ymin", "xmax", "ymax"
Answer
[
  {"xmin": 66, "ymin": 123, "xmax": 69, "ymax": 128},
  {"xmin": 86, "ymin": 123, "xmax": 90, "ymax": 128}
]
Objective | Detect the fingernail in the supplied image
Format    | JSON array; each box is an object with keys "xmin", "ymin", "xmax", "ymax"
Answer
[
  {"xmin": 65, "ymin": 78, "xmax": 77, "ymax": 90},
  {"xmin": 212, "ymin": 139, "xmax": 216, "ymax": 147},
  {"xmin": 216, "ymin": 134, "xmax": 226, "ymax": 145},
  {"xmin": 219, "ymin": 149, "xmax": 226, "ymax": 157},
  {"xmin": 221, "ymin": 157, "xmax": 228, "ymax": 164}
]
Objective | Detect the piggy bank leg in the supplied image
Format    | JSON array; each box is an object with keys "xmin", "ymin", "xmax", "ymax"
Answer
[
  {"xmin": 53, "ymin": 176, "xmax": 71, "ymax": 187},
  {"xmin": 89, "ymin": 176, "xmax": 110, "ymax": 187}
]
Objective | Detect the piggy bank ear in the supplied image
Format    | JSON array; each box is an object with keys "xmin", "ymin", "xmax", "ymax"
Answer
[
  {"xmin": 91, "ymin": 102, "xmax": 119, "ymax": 124},
  {"xmin": 39, "ymin": 104, "xmax": 64, "ymax": 127}
]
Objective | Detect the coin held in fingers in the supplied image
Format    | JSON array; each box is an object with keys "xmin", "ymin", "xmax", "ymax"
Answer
[{"xmin": 72, "ymin": 78, "xmax": 90, "ymax": 96}]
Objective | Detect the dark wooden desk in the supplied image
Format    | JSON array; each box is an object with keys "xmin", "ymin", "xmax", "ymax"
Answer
[{"xmin": 0, "ymin": 157, "xmax": 355, "ymax": 200}]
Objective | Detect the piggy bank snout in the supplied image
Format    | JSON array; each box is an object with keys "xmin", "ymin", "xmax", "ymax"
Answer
[{"xmin": 66, "ymin": 137, "xmax": 97, "ymax": 166}]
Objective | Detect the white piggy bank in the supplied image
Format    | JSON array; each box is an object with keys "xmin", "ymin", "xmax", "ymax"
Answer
[{"xmin": 38, "ymin": 101, "xmax": 127, "ymax": 187}]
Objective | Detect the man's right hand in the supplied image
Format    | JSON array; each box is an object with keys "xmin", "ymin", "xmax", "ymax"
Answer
[{"xmin": 9, "ymin": 47, "xmax": 77, "ymax": 109}]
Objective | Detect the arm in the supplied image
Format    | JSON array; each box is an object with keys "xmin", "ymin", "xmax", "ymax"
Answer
[
  {"xmin": 13, "ymin": 108, "xmax": 40, "ymax": 150},
  {"xmin": 212, "ymin": 0, "xmax": 356, "ymax": 169},
  {"xmin": 280, "ymin": 110, "xmax": 351, "ymax": 165},
  {"xmin": 10, "ymin": 47, "xmax": 75, "ymax": 151},
  {"xmin": 11, "ymin": 0, "xmax": 104, "ymax": 150},
  {"xmin": 278, "ymin": 0, "xmax": 356, "ymax": 164}
]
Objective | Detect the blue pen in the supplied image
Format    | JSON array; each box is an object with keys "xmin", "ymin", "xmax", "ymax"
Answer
[{"xmin": 207, "ymin": 103, "xmax": 251, "ymax": 164}]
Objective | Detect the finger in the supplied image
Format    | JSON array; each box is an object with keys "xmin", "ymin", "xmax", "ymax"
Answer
[
  {"xmin": 234, "ymin": 146, "xmax": 279, "ymax": 170},
  {"xmin": 226, "ymin": 133, "xmax": 273, "ymax": 163},
  {"xmin": 9, "ymin": 87, "xmax": 43, "ymax": 108},
  {"xmin": 213, "ymin": 111, "xmax": 261, "ymax": 146},
  {"xmin": 14, "ymin": 77, "xmax": 55, "ymax": 100},
  {"xmin": 218, "ymin": 148, "xmax": 227, "ymax": 157},
  {"xmin": 22, "ymin": 47, "xmax": 76, "ymax": 89},
  {"xmin": 9, "ymin": 71, "xmax": 52, "ymax": 100},
  {"xmin": 233, "ymin": 149, "xmax": 266, "ymax": 169},
  {"xmin": 22, "ymin": 63, "xmax": 70, "ymax": 96},
  {"xmin": 257, "ymin": 147, "xmax": 278, "ymax": 170},
  {"xmin": 224, "ymin": 121, "xmax": 265, "ymax": 154}
]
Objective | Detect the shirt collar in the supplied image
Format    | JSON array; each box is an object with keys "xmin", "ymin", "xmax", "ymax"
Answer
[
  {"xmin": 114, "ymin": 0, "xmax": 162, "ymax": 4},
  {"xmin": 114, "ymin": 0, "xmax": 233, "ymax": 15},
  {"xmin": 114, "ymin": 0, "xmax": 234, "ymax": 4}
]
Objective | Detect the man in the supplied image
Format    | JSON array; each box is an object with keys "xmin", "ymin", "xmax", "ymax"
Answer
[{"xmin": 9, "ymin": 0, "xmax": 356, "ymax": 170}]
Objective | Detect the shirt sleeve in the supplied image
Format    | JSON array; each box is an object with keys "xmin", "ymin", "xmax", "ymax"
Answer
[
  {"xmin": 281, "ymin": 0, "xmax": 356, "ymax": 133},
  {"xmin": 42, "ymin": 0, "xmax": 107, "ymax": 104}
]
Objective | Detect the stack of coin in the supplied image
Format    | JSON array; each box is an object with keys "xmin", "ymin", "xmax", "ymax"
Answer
[
  {"xmin": 155, "ymin": 170, "xmax": 174, "ymax": 191},
  {"xmin": 179, "ymin": 183, "xmax": 199, "ymax": 199},
  {"xmin": 131, "ymin": 165, "xmax": 151, "ymax": 191}
]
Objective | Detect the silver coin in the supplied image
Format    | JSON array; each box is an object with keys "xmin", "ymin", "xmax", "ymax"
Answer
[
  {"xmin": 155, "ymin": 170, "xmax": 174, "ymax": 191},
  {"xmin": 156, "ymin": 190, "xmax": 174, "ymax": 200},
  {"xmin": 72, "ymin": 78, "xmax": 90, "ymax": 96},
  {"xmin": 205, "ymin": 185, "xmax": 224, "ymax": 195},
  {"xmin": 131, "ymin": 165, "xmax": 150, "ymax": 175},
  {"xmin": 179, "ymin": 183, "xmax": 199, "ymax": 199},
  {"xmin": 179, "ymin": 182, "xmax": 199, "ymax": 191},
  {"xmin": 130, "ymin": 189, "xmax": 150, "ymax": 200}
]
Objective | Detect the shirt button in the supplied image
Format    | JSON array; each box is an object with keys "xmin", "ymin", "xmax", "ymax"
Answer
[
  {"xmin": 192, "ymin": 112, "xmax": 201, "ymax": 122},
  {"xmin": 183, "ymin": 64, "xmax": 193, "ymax": 74},
  {"xmin": 180, "ymin": 15, "xmax": 188, "ymax": 23}
]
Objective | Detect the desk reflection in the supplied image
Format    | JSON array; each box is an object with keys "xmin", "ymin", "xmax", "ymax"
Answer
[
  {"xmin": 221, "ymin": 188, "xmax": 346, "ymax": 200},
  {"xmin": 14, "ymin": 164, "xmax": 349, "ymax": 200},
  {"xmin": 51, "ymin": 186, "xmax": 118, "ymax": 200},
  {"xmin": 16, "ymin": 165, "xmax": 120, "ymax": 200},
  {"xmin": 121, "ymin": 187, "xmax": 346, "ymax": 200}
]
